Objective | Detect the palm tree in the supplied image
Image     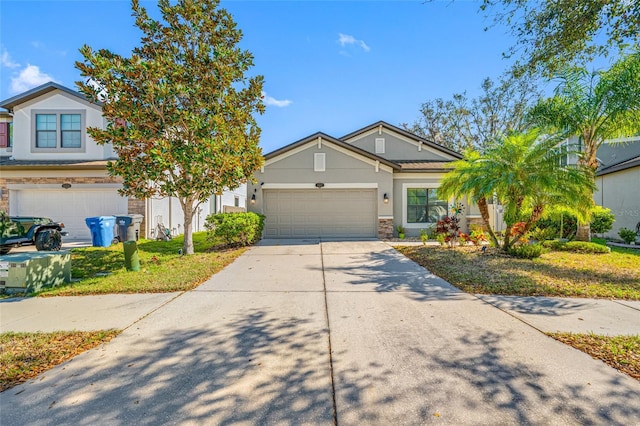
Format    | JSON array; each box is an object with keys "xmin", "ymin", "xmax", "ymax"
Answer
[
  {"xmin": 529, "ymin": 51, "xmax": 640, "ymax": 240},
  {"xmin": 439, "ymin": 129, "xmax": 594, "ymax": 251}
]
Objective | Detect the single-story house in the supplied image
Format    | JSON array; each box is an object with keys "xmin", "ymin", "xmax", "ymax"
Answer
[
  {"xmin": 247, "ymin": 121, "xmax": 489, "ymax": 239},
  {"xmin": 0, "ymin": 82, "xmax": 246, "ymax": 240}
]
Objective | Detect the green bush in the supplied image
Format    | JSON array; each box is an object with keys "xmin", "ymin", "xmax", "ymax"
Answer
[
  {"xmin": 619, "ymin": 227, "xmax": 638, "ymax": 245},
  {"xmin": 590, "ymin": 206, "xmax": 615, "ymax": 235},
  {"xmin": 530, "ymin": 226, "xmax": 557, "ymax": 242},
  {"xmin": 541, "ymin": 240, "xmax": 567, "ymax": 250},
  {"xmin": 508, "ymin": 243, "xmax": 544, "ymax": 259},
  {"xmin": 205, "ymin": 212, "xmax": 265, "ymax": 247},
  {"xmin": 563, "ymin": 241, "xmax": 611, "ymax": 254},
  {"xmin": 542, "ymin": 239, "xmax": 611, "ymax": 254}
]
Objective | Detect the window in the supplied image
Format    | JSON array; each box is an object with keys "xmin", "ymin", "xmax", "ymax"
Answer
[
  {"xmin": 61, "ymin": 114, "xmax": 81, "ymax": 148},
  {"xmin": 234, "ymin": 196, "xmax": 239, "ymax": 207},
  {"xmin": 375, "ymin": 138, "xmax": 385, "ymax": 154},
  {"xmin": 406, "ymin": 188, "xmax": 447, "ymax": 223},
  {"xmin": 7, "ymin": 122, "xmax": 12, "ymax": 148},
  {"xmin": 36, "ymin": 114, "xmax": 57, "ymax": 148},
  {"xmin": 32, "ymin": 110, "xmax": 85, "ymax": 152},
  {"xmin": 314, "ymin": 153, "xmax": 326, "ymax": 172}
]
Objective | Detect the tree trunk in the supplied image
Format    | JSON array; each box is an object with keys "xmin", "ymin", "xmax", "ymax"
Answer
[
  {"xmin": 477, "ymin": 197, "xmax": 500, "ymax": 248},
  {"xmin": 181, "ymin": 198, "xmax": 195, "ymax": 255},
  {"xmin": 575, "ymin": 223, "xmax": 591, "ymax": 242}
]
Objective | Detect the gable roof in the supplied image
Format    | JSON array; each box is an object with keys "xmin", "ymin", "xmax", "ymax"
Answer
[
  {"xmin": 0, "ymin": 81, "xmax": 96, "ymax": 111},
  {"xmin": 340, "ymin": 120, "xmax": 463, "ymax": 159},
  {"xmin": 264, "ymin": 131, "xmax": 400, "ymax": 170},
  {"xmin": 597, "ymin": 155, "xmax": 640, "ymax": 176}
]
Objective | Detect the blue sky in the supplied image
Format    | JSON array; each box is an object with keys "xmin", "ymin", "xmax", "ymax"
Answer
[{"xmin": 1, "ymin": 0, "xmax": 519, "ymax": 153}]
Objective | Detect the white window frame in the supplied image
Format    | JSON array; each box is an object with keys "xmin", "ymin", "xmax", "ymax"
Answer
[
  {"xmin": 31, "ymin": 109, "xmax": 86, "ymax": 153},
  {"xmin": 401, "ymin": 183, "xmax": 450, "ymax": 229},
  {"xmin": 314, "ymin": 153, "xmax": 326, "ymax": 172},
  {"xmin": 375, "ymin": 138, "xmax": 385, "ymax": 154}
]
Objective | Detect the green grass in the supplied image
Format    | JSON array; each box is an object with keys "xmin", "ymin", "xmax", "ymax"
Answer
[
  {"xmin": 0, "ymin": 330, "xmax": 120, "ymax": 391},
  {"xmin": 38, "ymin": 232, "xmax": 246, "ymax": 296},
  {"xmin": 548, "ymin": 333, "xmax": 640, "ymax": 381},
  {"xmin": 395, "ymin": 245, "xmax": 640, "ymax": 299}
]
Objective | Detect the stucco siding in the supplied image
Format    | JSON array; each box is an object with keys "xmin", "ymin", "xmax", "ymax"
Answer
[
  {"xmin": 10, "ymin": 90, "xmax": 112, "ymax": 161},
  {"xmin": 348, "ymin": 129, "xmax": 453, "ymax": 161},
  {"xmin": 595, "ymin": 167, "xmax": 640, "ymax": 241},
  {"xmin": 250, "ymin": 141, "xmax": 393, "ymax": 219}
]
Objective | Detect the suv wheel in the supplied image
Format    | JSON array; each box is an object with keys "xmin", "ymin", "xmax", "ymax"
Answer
[{"xmin": 35, "ymin": 229, "xmax": 63, "ymax": 251}]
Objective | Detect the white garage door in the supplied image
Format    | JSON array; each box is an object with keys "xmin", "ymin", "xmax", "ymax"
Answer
[
  {"xmin": 11, "ymin": 189, "xmax": 129, "ymax": 240},
  {"xmin": 263, "ymin": 189, "xmax": 377, "ymax": 238}
]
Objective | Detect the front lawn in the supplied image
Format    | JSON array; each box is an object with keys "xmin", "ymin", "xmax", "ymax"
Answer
[
  {"xmin": 38, "ymin": 232, "xmax": 246, "ymax": 296},
  {"xmin": 395, "ymin": 245, "xmax": 640, "ymax": 299},
  {"xmin": 548, "ymin": 333, "xmax": 640, "ymax": 381},
  {"xmin": 0, "ymin": 330, "xmax": 120, "ymax": 391}
]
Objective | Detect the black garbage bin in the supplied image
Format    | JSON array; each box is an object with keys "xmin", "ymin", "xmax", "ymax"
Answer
[{"xmin": 114, "ymin": 214, "xmax": 144, "ymax": 242}]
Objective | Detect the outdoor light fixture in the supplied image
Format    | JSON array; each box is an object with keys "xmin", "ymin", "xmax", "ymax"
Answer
[
  {"xmin": 315, "ymin": 183, "xmax": 325, "ymax": 188},
  {"xmin": 383, "ymin": 193, "xmax": 389, "ymax": 204},
  {"xmin": 61, "ymin": 183, "xmax": 72, "ymax": 189},
  {"xmin": 250, "ymin": 189, "xmax": 257, "ymax": 204}
]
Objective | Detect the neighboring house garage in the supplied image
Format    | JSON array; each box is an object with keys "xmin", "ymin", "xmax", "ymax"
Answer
[
  {"xmin": 262, "ymin": 188, "xmax": 377, "ymax": 238},
  {"xmin": 10, "ymin": 185, "xmax": 128, "ymax": 240}
]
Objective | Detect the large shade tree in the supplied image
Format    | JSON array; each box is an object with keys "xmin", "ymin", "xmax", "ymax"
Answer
[
  {"xmin": 76, "ymin": 0, "xmax": 264, "ymax": 254},
  {"xmin": 529, "ymin": 51, "xmax": 640, "ymax": 240},
  {"xmin": 480, "ymin": 0, "xmax": 640, "ymax": 77},
  {"xmin": 403, "ymin": 75, "xmax": 539, "ymax": 153},
  {"xmin": 438, "ymin": 129, "xmax": 594, "ymax": 251}
]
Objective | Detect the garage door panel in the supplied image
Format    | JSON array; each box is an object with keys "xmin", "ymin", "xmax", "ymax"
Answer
[
  {"xmin": 264, "ymin": 189, "xmax": 377, "ymax": 239},
  {"xmin": 12, "ymin": 190, "xmax": 129, "ymax": 240}
]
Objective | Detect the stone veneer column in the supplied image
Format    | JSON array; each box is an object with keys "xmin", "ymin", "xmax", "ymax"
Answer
[{"xmin": 378, "ymin": 218, "xmax": 394, "ymax": 240}]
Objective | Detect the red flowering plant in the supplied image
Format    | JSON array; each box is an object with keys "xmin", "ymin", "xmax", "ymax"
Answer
[{"xmin": 435, "ymin": 203, "xmax": 465, "ymax": 247}]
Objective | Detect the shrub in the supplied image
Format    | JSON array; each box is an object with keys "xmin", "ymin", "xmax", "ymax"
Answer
[
  {"xmin": 535, "ymin": 214, "xmax": 577, "ymax": 240},
  {"xmin": 436, "ymin": 216, "xmax": 461, "ymax": 247},
  {"xmin": 563, "ymin": 241, "xmax": 611, "ymax": 254},
  {"xmin": 420, "ymin": 228, "xmax": 429, "ymax": 245},
  {"xmin": 508, "ymin": 243, "xmax": 544, "ymax": 259},
  {"xmin": 541, "ymin": 239, "xmax": 567, "ymax": 250},
  {"xmin": 471, "ymin": 230, "xmax": 487, "ymax": 246},
  {"xmin": 619, "ymin": 228, "xmax": 638, "ymax": 245},
  {"xmin": 590, "ymin": 206, "xmax": 615, "ymax": 235},
  {"xmin": 530, "ymin": 226, "xmax": 557, "ymax": 242},
  {"xmin": 542, "ymin": 239, "xmax": 611, "ymax": 254},
  {"xmin": 205, "ymin": 212, "xmax": 265, "ymax": 247}
]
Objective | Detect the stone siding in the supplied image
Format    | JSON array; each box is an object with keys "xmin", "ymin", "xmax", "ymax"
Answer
[{"xmin": 378, "ymin": 218, "xmax": 394, "ymax": 240}]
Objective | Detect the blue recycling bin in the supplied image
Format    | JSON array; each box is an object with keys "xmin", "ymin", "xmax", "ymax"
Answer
[{"xmin": 85, "ymin": 216, "xmax": 116, "ymax": 247}]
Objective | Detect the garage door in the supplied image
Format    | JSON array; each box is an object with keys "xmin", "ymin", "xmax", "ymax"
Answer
[
  {"xmin": 263, "ymin": 189, "xmax": 377, "ymax": 238},
  {"xmin": 11, "ymin": 189, "xmax": 129, "ymax": 240}
]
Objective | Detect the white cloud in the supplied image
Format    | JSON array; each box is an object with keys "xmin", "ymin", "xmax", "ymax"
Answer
[
  {"xmin": 10, "ymin": 64, "xmax": 57, "ymax": 94},
  {"xmin": 338, "ymin": 33, "xmax": 370, "ymax": 52},
  {"xmin": 262, "ymin": 92, "xmax": 292, "ymax": 108},
  {"xmin": 1, "ymin": 49, "xmax": 20, "ymax": 68}
]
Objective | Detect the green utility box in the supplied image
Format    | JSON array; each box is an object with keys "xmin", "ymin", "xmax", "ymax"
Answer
[{"xmin": 0, "ymin": 251, "xmax": 71, "ymax": 294}]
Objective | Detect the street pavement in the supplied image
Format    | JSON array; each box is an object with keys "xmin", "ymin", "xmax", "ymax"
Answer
[{"xmin": 0, "ymin": 239, "xmax": 639, "ymax": 425}]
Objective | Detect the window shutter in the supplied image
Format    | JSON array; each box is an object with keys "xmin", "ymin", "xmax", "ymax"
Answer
[
  {"xmin": 314, "ymin": 153, "xmax": 326, "ymax": 172},
  {"xmin": 0, "ymin": 122, "xmax": 7, "ymax": 148}
]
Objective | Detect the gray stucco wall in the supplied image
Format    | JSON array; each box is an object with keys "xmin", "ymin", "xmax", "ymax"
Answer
[
  {"xmin": 248, "ymin": 141, "xmax": 394, "ymax": 218},
  {"xmin": 391, "ymin": 176, "xmax": 471, "ymax": 237},
  {"xmin": 348, "ymin": 129, "xmax": 453, "ymax": 161},
  {"xmin": 594, "ymin": 167, "xmax": 640, "ymax": 241}
]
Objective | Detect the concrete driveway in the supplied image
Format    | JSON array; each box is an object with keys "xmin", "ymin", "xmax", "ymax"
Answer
[{"xmin": 1, "ymin": 240, "xmax": 639, "ymax": 425}]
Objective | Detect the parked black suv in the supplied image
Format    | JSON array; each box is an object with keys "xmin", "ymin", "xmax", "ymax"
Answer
[{"xmin": 0, "ymin": 216, "xmax": 67, "ymax": 255}]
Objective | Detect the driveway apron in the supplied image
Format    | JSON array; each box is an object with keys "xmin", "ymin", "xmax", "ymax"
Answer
[
  {"xmin": 322, "ymin": 241, "xmax": 640, "ymax": 425},
  {"xmin": 1, "ymin": 240, "xmax": 639, "ymax": 425}
]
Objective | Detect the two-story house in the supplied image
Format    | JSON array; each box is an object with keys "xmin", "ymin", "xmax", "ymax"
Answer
[
  {"xmin": 247, "ymin": 121, "xmax": 492, "ymax": 239},
  {"xmin": 0, "ymin": 82, "xmax": 246, "ymax": 240}
]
